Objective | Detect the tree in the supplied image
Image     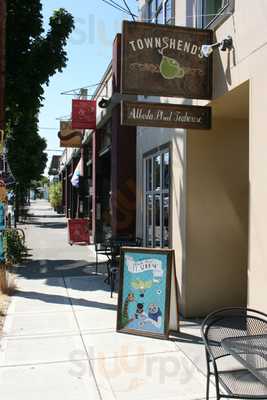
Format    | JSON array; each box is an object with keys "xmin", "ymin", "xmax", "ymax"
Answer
[
  {"xmin": 0, "ymin": 0, "xmax": 6, "ymax": 131},
  {"xmin": 5, "ymin": 1, "xmax": 74, "ymax": 193}
]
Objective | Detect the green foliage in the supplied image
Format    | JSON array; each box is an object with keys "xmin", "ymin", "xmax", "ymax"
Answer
[
  {"xmin": 49, "ymin": 182, "xmax": 62, "ymax": 210},
  {"xmin": 5, "ymin": 1, "xmax": 75, "ymax": 190},
  {"xmin": 30, "ymin": 175, "xmax": 49, "ymax": 190},
  {"xmin": 3, "ymin": 229, "xmax": 28, "ymax": 265}
]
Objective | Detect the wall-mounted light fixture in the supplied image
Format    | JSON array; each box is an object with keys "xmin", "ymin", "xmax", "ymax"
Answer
[
  {"xmin": 98, "ymin": 98, "xmax": 111, "ymax": 109},
  {"xmin": 201, "ymin": 36, "xmax": 233, "ymax": 58}
]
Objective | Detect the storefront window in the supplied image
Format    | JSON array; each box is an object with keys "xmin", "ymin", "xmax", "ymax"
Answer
[
  {"xmin": 153, "ymin": 155, "xmax": 161, "ymax": 191},
  {"xmin": 163, "ymin": 194, "xmax": 169, "ymax": 247},
  {"xmin": 144, "ymin": 147, "xmax": 170, "ymax": 248},
  {"xmin": 162, "ymin": 151, "xmax": 169, "ymax": 190},
  {"xmin": 146, "ymin": 158, "xmax": 152, "ymax": 191},
  {"xmin": 146, "ymin": 194, "xmax": 153, "ymax": 246},
  {"xmin": 154, "ymin": 194, "xmax": 161, "ymax": 247}
]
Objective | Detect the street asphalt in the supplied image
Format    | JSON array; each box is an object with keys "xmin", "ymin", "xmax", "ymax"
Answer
[{"xmin": 0, "ymin": 200, "xmax": 216, "ymax": 400}]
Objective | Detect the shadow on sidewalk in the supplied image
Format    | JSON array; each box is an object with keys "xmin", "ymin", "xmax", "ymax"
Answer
[
  {"xmin": 25, "ymin": 214, "xmax": 66, "ymax": 220},
  {"xmin": 15, "ymin": 259, "xmax": 105, "ymax": 279},
  {"xmin": 14, "ymin": 265, "xmax": 116, "ymax": 311},
  {"xmin": 25, "ymin": 221, "xmax": 67, "ymax": 229},
  {"xmin": 172, "ymin": 331, "xmax": 204, "ymax": 346},
  {"xmin": 14, "ymin": 289, "xmax": 117, "ymax": 311}
]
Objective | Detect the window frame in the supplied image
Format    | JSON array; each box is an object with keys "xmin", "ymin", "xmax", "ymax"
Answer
[
  {"xmin": 164, "ymin": 0, "xmax": 175, "ymax": 25},
  {"xmin": 147, "ymin": 0, "xmax": 175, "ymax": 25},
  {"xmin": 196, "ymin": 0, "xmax": 234, "ymax": 29},
  {"xmin": 143, "ymin": 145, "xmax": 170, "ymax": 248}
]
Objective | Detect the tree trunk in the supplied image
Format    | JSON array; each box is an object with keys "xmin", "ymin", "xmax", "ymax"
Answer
[{"xmin": 0, "ymin": 0, "xmax": 6, "ymax": 131}]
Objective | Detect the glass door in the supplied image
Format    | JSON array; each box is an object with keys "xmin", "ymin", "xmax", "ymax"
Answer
[{"xmin": 144, "ymin": 148, "xmax": 170, "ymax": 248}]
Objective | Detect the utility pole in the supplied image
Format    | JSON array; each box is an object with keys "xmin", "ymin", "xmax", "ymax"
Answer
[{"xmin": 0, "ymin": 0, "xmax": 6, "ymax": 131}]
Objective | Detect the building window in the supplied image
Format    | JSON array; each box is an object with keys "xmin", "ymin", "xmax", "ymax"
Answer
[
  {"xmin": 144, "ymin": 148, "xmax": 170, "ymax": 248},
  {"xmin": 165, "ymin": 0, "xmax": 174, "ymax": 24},
  {"xmin": 148, "ymin": 0, "xmax": 174, "ymax": 25},
  {"xmin": 196, "ymin": 0, "xmax": 234, "ymax": 28}
]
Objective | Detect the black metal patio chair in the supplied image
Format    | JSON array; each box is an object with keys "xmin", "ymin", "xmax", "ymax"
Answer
[
  {"xmin": 201, "ymin": 307, "xmax": 267, "ymax": 400},
  {"xmin": 108, "ymin": 236, "xmax": 143, "ymax": 297},
  {"xmin": 95, "ymin": 241, "xmax": 112, "ymax": 276}
]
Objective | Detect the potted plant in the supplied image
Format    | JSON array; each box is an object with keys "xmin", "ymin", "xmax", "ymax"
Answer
[{"xmin": 49, "ymin": 182, "xmax": 63, "ymax": 213}]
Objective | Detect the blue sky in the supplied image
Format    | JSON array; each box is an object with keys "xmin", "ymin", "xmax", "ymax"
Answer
[{"xmin": 39, "ymin": 0, "xmax": 138, "ymax": 172}]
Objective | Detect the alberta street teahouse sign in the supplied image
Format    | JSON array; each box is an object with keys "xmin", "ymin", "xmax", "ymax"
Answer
[
  {"xmin": 121, "ymin": 101, "xmax": 211, "ymax": 130},
  {"xmin": 121, "ymin": 21, "xmax": 213, "ymax": 99}
]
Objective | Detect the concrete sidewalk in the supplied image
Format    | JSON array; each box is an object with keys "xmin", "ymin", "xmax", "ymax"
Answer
[{"xmin": 0, "ymin": 200, "xmax": 215, "ymax": 400}]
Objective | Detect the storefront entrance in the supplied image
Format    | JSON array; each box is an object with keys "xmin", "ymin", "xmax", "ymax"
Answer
[{"xmin": 143, "ymin": 146, "xmax": 170, "ymax": 248}]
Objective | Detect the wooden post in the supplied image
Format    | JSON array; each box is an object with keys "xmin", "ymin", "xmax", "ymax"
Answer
[{"xmin": 111, "ymin": 104, "xmax": 136, "ymax": 238}]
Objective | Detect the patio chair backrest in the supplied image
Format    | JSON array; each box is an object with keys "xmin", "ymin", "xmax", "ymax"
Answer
[
  {"xmin": 201, "ymin": 307, "xmax": 267, "ymax": 361},
  {"xmin": 95, "ymin": 241, "xmax": 111, "ymax": 253}
]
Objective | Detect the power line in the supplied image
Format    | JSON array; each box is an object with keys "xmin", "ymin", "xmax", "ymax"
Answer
[
  {"xmin": 121, "ymin": 0, "xmax": 136, "ymax": 21},
  {"xmin": 39, "ymin": 127, "xmax": 58, "ymax": 130},
  {"xmin": 101, "ymin": 0, "xmax": 133, "ymax": 16},
  {"xmin": 46, "ymin": 149, "xmax": 64, "ymax": 152},
  {"xmin": 60, "ymin": 82, "xmax": 102, "ymax": 96},
  {"xmin": 100, "ymin": 0, "xmax": 137, "ymax": 17}
]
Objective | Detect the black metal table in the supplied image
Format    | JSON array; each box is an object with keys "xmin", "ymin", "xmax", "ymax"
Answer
[{"xmin": 222, "ymin": 334, "xmax": 267, "ymax": 386}]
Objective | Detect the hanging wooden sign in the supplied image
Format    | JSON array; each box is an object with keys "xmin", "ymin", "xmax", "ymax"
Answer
[
  {"xmin": 58, "ymin": 121, "xmax": 83, "ymax": 148},
  {"xmin": 121, "ymin": 21, "xmax": 213, "ymax": 99},
  {"xmin": 117, "ymin": 247, "xmax": 179, "ymax": 339},
  {"xmin": 121, "ymin": 101, "xmax": 211, "ymax": 129},
  {"xmin": 72, "ymin": 100, "xmax": 96, "ymax": 130}
]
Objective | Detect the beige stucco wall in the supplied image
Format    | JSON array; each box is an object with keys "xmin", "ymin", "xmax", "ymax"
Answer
[
  {"xmin": 205, "ymin": 1, "xmax": 267, "ymax": 314},
  {"xmin": 137, "ymin": 0, "xmax": 267, "ymax": 315},
  {"xmin": 185, "ymin": 116, "xmax": 249, "ymax": 317}
]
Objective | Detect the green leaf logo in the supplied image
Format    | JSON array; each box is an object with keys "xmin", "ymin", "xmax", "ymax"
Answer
[{"xmin": 159, "ymin": 56, "xmax": 185, "ymax": 80}]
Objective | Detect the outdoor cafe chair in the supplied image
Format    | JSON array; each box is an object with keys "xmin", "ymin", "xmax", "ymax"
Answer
[
  {"xmin": 201, "ymin": 307, "xmax": 267, "ymax": 400},
  {"xmin": 95, "ymin": 241, "xmax": 112, "ymax": 276},
  {"xmin": 108, "ymin": 236, "xmax": 143, "ymax": 297}
]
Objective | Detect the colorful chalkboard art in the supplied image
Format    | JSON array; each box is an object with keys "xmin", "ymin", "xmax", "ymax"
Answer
[{"xmin": 119, "ymin": 252, "xmax": 169, "ymax": 335}]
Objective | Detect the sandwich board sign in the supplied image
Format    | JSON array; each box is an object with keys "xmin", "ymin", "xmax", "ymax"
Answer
[{"xmin": 117, "ymin": 248, "xmax": 179, "ymax": 339}]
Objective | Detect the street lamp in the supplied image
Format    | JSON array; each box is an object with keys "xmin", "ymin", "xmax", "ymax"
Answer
[{"xmin": 201, "ymin": 36, "xmax": 233, "ymax": 58}]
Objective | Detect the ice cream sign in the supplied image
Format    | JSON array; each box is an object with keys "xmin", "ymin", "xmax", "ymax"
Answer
[
  {"xmin": 117, "ymin": 248, "xmax": 179, "ymax": 339},
  {"xmin": 125, "ymin": 255, "xmax": 163, "ymax": 280},
  {"xmin": 121, "ymin": 21, "xmax": 213, "ymax": 100}
]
